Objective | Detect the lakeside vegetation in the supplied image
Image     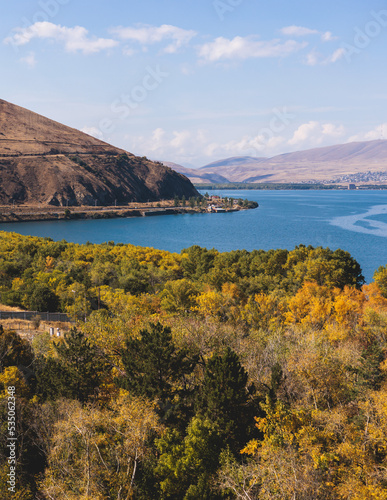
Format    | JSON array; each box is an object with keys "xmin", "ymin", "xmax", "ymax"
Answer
[
  {"xmin": 1, "ymin": 231, "xmax": 387, "ymax": 498},
  {"xmin": 0, "ymin": 195, "xmax": 258, "ymax": 224},
  {"xmin": 195, "ymin": 182, "xmax": 387, "ymax": 190}
]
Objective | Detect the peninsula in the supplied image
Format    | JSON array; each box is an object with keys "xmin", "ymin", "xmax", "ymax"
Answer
[{"xmin": 0, "ymin": 194, "xmax": 258, "ymax": 224}]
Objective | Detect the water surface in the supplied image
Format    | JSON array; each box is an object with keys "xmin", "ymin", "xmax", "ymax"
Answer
[{"xmin": 1, "ymin": 190, "xmax": 387, "ymax": 282}]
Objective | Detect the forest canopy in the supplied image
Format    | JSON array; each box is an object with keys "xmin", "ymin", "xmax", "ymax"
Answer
[{"xmin": 1, "ymin": 231, "xmax": 387, "ymax": 499}]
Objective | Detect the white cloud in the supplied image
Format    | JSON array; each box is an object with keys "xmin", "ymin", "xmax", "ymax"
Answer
[
  {"xmin": 206, "ymin": 134, "xmax": 286, "ymax": 158},
  {"xmin": 322, "ymin": 123, "xmax": 346, "ymax": 137},
  {"xmin": 81, "ymin": 126, "xmax": 105, "ymax": 140},
  {"xmin": 129, "ymin": 128, "xmax": 200, "ymax": 160},
  {"xmin": 127, "ymin": 121, "xmax": 365, "ymax": 166},
  {"xmin": 111, "ymin": 24, "xmax": 196, "ymax": 53},
  {"xmin": 198, "ymin": 36, "xmax": 308, "ymax": 62},
  {"xmin": 321, "ymin": 31, "xmax": 338, "ymax": 42},
  {"xmin": 124, "ymin": 123, "xmax": 386, "ymax": 166},
  {"xmin": 170, "ymin": 130, "xmax": 192, "ymax": 149},
  {"xmin": 281, "ymin": 25, "xmax": 319, "ymax": 37},
  {"xmin": 128, "ymin": 127, "xmax": 288, "ymax": 165},
  {"xmin": 288, "ymin": 121, "xmax": 345, "ymax": 147},
  {"xmin": 282, "ymin": 26, "xmax": 338, "ymax": 43},
  {"xmin": 288, "ymin": 121, "xmax": 320, "ymax": 145},
  {"xmin": 305, "ymin": 50, "xmax": 320, "ymax": 66},
  {"xmin": 326, "ymin": 48, "xmax": 346, "ymax": 63},
  {"xmin": 122, "ymin": 46, "xmax": 136, "ymax": 57},
  {"xmin": 349, "ymin": 124, "xmax": 387, "ymax": 142},
  {"xmin": 19, "ymin": 52, "xmax": 36, "ymax": 68},
  {"xmin": 4, "ymin": 22, "xmax": 118, "ymax": 54},
  {"xmin": 151, "ymin": 127, "xmax": 167, "ymax": 146},
  {"xmin": 305, "ymin": 47, "xmax": 346, "ymax": 66}
]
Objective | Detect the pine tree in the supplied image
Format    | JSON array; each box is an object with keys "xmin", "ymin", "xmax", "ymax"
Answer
[
  {"xmin": 155, "ymin": 417, "xmax": 223, "ymax": 499},
  {"xmin": 197, "ymin": 347, "xmax": 255, "ymax": 451},
  {"xmin": 35, "ymin": 328, "xmax": 105, "ymax": 402},
  {"xmin": 120, "ymin": 322, "xmax": 198, "ymax": 423}
]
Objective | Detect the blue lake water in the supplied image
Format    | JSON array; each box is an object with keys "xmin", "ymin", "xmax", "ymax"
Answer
[{"xmin": 1, "ymin": 190, "xmax": 387, "ymax": 282}]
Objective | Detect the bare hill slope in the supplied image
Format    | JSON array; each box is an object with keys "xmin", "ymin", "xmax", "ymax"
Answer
[
  {"xmin": 197, "ymin": 141, "xmax": 387, "ymax": 183},
  {"xmin": 163, "ymin": 161, "xmax": 230, "ymax": 184},
  {"xmin": 0, "ymin": 99, "xmax": 198, "ymax": 205}
]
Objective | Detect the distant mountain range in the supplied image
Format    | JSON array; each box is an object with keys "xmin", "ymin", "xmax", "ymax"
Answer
[
  {"xmin": 0, "ymin": 99, "xmax": 198, "ymax": 206},
  {"xmin": 164, "ymin": 140, "xmax": 387, "ymax": 184},
  {"xmin": 162, "ymin": 162, "xmax": 230, "ymax": 184}
]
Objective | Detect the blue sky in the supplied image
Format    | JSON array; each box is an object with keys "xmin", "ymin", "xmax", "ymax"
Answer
[{"xmin": 1, "ymin": 0, "xmax": 387, "ymax": 167}]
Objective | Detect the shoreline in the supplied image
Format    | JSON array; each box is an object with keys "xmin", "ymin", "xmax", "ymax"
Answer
[
  {"xmin": 194, "ymin": 183, "xmax": 387, "ymax": 191},
  {"xmin": 0, "ymin": 204, "xmax": 255, "ymax": 224}
]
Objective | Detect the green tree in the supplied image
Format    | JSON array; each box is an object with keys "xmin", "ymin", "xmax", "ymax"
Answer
[
  {"xmin": 181, "ymin": 246, "xmax": 218, "ymax": 281},
  {"xmin": 197, "ymin": 347, "xmax": 255, "ymax": 452},
  {"xmin": 285, "ymin": 246, "xmax": 365, "ymax": 290},
  {"xmin": 120, "ymin": 322, "xmax": 198, "ymax": 422},
  {"xmin": 26, "ymin": 283, "xmax": 60, "ymax": 312},
  {"xmin": 35, "ymin": 328, "xmax": 105, "ymax": 402},
  {"xmin": 156, "ymin": 417, "xmax": 223, "ymax": 499},
  {"xmin": 374, "ymin": 264, "xmax": 387, "ymax": 297},
  {"xmin": 160, "ymin": 279, "xmax": 199, "ymax": 313}
]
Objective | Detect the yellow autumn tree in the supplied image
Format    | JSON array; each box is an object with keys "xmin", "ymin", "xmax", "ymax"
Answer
[
  {"xmin": 333, "ymin": 285, "xmax": 365, "ymax": 331},
  {"xmin": 285, "ymin": 282, "xmax": 333, "ymax": 327},
  {"xmin": 41, "ymin": 392, "xmax": 160, "ymax": 500},
  {"xmin": 243, "ymin": 292, "xmax": 284, "ymax": 330}
]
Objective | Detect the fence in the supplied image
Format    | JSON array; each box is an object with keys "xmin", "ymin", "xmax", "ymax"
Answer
[{"xmin": 0, "ymin": 311, "xmax": 72, "ymax": 322}]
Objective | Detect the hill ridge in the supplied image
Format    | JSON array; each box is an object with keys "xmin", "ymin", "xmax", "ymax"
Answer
[
  {"xmin": 0, "ymin": 99, "xmax": 198, "ymax": 205},
  {"xmin": 167, "ymin": 139, "xmax": 387, "ymax": 184}
]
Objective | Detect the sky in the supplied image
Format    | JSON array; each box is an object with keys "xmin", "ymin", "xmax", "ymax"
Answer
[{"xmin": 1, "ymin": 0, "xmax": 387, "ymax": 167}]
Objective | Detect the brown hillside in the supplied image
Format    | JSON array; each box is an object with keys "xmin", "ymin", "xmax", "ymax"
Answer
[
  {"xmin": 0, "ymin": 99, "xmax": 198, "ymax": 205},
  {"xmin": 196, "ymin": 141, "xmax": 387, "ymax": 184}
]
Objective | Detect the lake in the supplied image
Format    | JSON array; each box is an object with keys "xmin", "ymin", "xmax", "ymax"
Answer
[{"xmin": 1, "ymin": 190, "xmax": 387, "ymax": 283}]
